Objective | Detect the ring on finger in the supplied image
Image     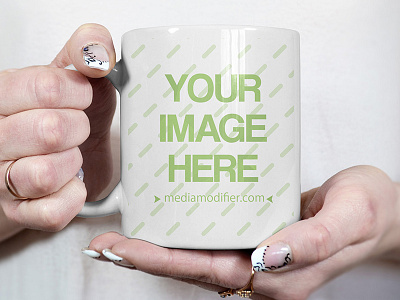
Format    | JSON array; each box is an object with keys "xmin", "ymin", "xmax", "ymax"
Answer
[
  {"xmin": 5, "ymin": 160, "xmax": 29, "ymax": 200},
  {"xmin": 218, "ymin": 267, "xmax": 255, "ymax": 298}
]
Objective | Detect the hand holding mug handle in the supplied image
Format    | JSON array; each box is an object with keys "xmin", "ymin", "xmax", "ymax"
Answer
[{"xmin": 74, "ymin": 60, "xmax": 127, "ymax": 218}]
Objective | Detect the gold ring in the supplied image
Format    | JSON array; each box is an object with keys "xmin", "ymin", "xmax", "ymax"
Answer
[
  {"xmin": 218, "ymin": 267, "xmax": 255, "ymax": 298},
  {"xmin": 5, "ymin": 160, "xmax": 28, "ymax": 200}
]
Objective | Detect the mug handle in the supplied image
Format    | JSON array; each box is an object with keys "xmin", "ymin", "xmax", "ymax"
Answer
[{"xmin": 66, "ymin": 61, "xmax": 127, "ymax": 218}]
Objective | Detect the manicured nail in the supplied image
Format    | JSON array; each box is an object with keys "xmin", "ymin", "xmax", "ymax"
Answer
[
  {"xmin": 83, "ymin": 43, "xmax": 109, "ymax": 71},
  {"xmin": 251, "ymin": 243, "xmax": 292, "ymax": 272},
  {"xmin": 81, "ymin": 247, "xmax": 101, "ymax": 258},
  {"xmin": 102, "ymin": 249, "xmax": 123, "ymax": 261},
  {"xmin": 76, "ymin": 168, "xmax": 84, "ymax": 181},
  {"xmin": 102, "ymin": 249, "xmax": 135, "ymax": 268}
]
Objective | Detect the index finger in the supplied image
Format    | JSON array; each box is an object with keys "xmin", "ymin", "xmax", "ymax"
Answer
[{"xmin": 0, "ymin": 66, "xmax": 92, "ymax": 116}]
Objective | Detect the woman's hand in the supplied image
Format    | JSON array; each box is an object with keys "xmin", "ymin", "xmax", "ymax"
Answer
[
  {"xmin": 0, "ymin": 24, "xmax": 117, "ymax": 240},
  {"xmin": 86, "ymin": 166, "xmax": 400, "ymax": 300}
]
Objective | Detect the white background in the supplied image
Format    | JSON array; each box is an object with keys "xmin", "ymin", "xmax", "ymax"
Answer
[{"xmin": 1, "ymin": 1, "xmax": 400, "ymax": 299}]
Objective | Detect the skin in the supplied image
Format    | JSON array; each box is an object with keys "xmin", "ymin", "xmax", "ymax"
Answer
[
  {"xmin": 1, "ymin": 24, "xmax": 400, "ymax": 300},
  {"xmin": 0, "ymin": 24, "xmax": 116, "ymax": 237}
]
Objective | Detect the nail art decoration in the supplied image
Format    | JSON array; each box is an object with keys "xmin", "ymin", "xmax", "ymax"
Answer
[
  {"xmin": 83, "ymin": 44, "xmax": 109, "ymax": 71},
  {"xmin": 102, "ymin": 249, "xmax": 123, "ymax": 261},
  {"xmin": 251, "ymin": 243, "xmax": 292, "ymax": 272},
  {"xmin": 102, "ymin": 249, "xmax": 135, "ymax": 268},
  {"xmin": 81, "ymin": 247, "xmax": 101, "ymax": 258}
]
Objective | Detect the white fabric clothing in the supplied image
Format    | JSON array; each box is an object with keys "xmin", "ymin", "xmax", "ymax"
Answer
[{"xmin": 1, "ymin": 1, "xmax": 400, "ymax": 299}]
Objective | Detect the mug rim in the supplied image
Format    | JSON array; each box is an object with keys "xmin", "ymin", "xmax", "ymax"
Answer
[{"xmin": 122, "ymin": 25, "xmax": 299, "ymax": 38}]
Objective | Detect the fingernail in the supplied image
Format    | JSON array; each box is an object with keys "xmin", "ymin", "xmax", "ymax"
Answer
[
  {"xmin": 76, "ymin": 168, "xmax": 84, "ymax": 181},
  {"xmin": 251, "ymin": 243, "xmax": 292, "ymax": 272},
  {"xmin": 81, "ymin": 247, "xmax": 101, "ymax": 258},
  {"xmin": 83, "ymin": 43, "xmax": 109, "ymax": 71},
  {"xmin": 102, "ymin": 249, "xmax": 135, "ymax": 268}
]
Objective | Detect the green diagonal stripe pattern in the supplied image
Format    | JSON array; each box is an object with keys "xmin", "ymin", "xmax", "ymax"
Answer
[
  {"xmin": 273, "ymin": 44, "xmax": 287, "ymax": 59},
  {"xmin": 285, "ymin": 106, "xmax": 294, "ymax": 117},
  {"xmin": 265, "ymin": 123, "xmax": 279, "ymax": 137},
  {"xmin": 186, "ymin": 203, "xmax": 200, "ymax": 216},
  {"xmin": 214, "ymin": 104, "xmax": 229, "ymax": 117},
  {"xmin": 128, "ymin": 84, "xmax": 141, "ymax": 98},
  {"xmin": 166, "ymin": 222, "xmax": 180, "ymax": 236},
  {"xmin": 256, "ymin": 203, "xmax": 271, "ymax": 216},
  {"xmin": 280, "ymin": 144, "xmax": 294, "ymax": 158},
  {"xmin": 241, "ymin": 183, "xmax": 255, "ymax": 196},
  {"xmin": 163, "ymin": 87, "xmax": 173, "ymax": 98},
  {"xmin": 139, "ymin": 144, "xmax": 153, "ymax": 157},
  {"xmin": 251, "ymin": 104, "xmax": 263, "ymax": 115},
  {"xmin": 175, "ymin": 144, "xmax": 188, "ymax": 157},
  {"xmin": 135, "ymin": 183, "xmax": 149, "ymax": 197},
  {"xmin": 276, "ymin": 183, "xmax": 290, "ymax": 197},
  {"xmin": 199, "ymin": 87, "xmax": 208, "ymax": 98},
  {"xmin": 179, "ymin": 104, "xmax": 193, "ymax": 117},
  {"xmin": 237, "ymin": 222, "xmax": 251, "ymax": 236},
  {"xmin": 255, "ymin": 64, "xmax": 267, "ymax": 76},
  {"xmin": 206, "ymin": 183, "xmax": 219, "ymax": 196},
  {"xmin": 131, "ymin": 44, "xmax": 145, "ymax": 59},
  {"xmin": 220, "ymin": 64, "xmax": 232, "ymax": 76},
  {"xmin": 210, "ymin": 144, "xmax": 223, "ymax": 155},
  {"xmin": 147, "ymin": 64, "xmax": 161, "ymax": 78},
  {"xmin": 246, "ymin": 144, "xmax": 259, "ymax": 155},
  {"xmin": 128, "ymin": 123, "xmax": 138, "ymax": 135},
  {"xmin": 272, "ymin": 222, "xmax": 287, "ymax": 234},
  {"xmin": 288, "ymin": 70, "xmax": 294, "ymax": 78},
  {"xmin": 238, "ymin": 45, "xmax": 252, "ymax": 59},
  {"xmin": 167, "ymin": 44, "xmax": 181, "ymax": 58},
  {"xmin": 269, "ymin": 84, "xmax": 283, "ymax": 98},
  {"xmin": 155, "ymin": 163, "xmax": 168, "ymax": 177},
  {"xmin": 171, "ymin": 183, "xmax": 184, "ymax": 195},
  {"xmin": 128, "ymin": 163, "xmax": 133, "ymax": 171},
  {"xmin": 260, "ymin": 163, "xmax": 274, "ymax": 177},
  {"xmin": 143, "ymin": 104, "xmax": 157, "ymax": 117},
  {"xmin": 221, "ymin": 203, "xmax": 235, "ymax": 216},
  {"xmin": 202, "ymin": 222, "xmax": 216, "ymax": 236},
  {"xmin": 131, "ymin": 222, "xmax": 145, "ymax": 236},
  {"xmin": 185, "ymin": 64, "xmax": 197, "ymax": 75},
  {"xmin": 150, "ymin": 203, "xmax": 164, "ymax": 216},
  {"xmin": 202, "ymin": 44, "xmax": 216, "ymax": 58}
]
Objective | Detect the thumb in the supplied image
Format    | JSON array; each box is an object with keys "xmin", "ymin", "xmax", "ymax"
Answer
[
  {"xmin": 251, "ymin": 171, "xmax": 375, "ymax": 273},
  {"xmin": 50, "ymin": 23, "xmax": 116, "ymax": 78}
]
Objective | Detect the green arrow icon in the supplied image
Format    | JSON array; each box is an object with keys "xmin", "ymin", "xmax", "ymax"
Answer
[{"xmin": 154, "ymin": 196, "xmax": 161, "ymax": 203}]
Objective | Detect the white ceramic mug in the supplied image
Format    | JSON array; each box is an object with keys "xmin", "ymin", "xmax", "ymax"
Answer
[{"xmin": 78, "ymin": 26, "xmax": 301, "ymax": 250}]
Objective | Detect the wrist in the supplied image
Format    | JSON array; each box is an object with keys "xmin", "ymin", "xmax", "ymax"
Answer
[{"xmin": 379, "ymin": 182, "xmax": 400, "ymax": 261}]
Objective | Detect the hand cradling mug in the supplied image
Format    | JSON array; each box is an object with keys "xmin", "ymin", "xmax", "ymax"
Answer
[{"xmin": 79, "ymin": 26, "xmax": 300, "ymax": 249}]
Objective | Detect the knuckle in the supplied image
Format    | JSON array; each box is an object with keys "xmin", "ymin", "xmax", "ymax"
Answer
[
  {"xmin": 33, "ymin": 69, "xmax": 62, "ymax": 108},
  {"xmin": 309, "ymin": 222, "xmax": 332, "ymax": 261},
  {"xmin": 40, "ymin": 203, "xmax": 65, "ymax": 232},
  {"xmin": 29, "ymin": 158, "xmax": 58, "ymax": 195},
  {"xmin": 355, "ymin": 192, "xmax": 378, "ymax": 237},
  {"xmin": 35, "ymin": 110, "xmax": 65, "ymax": 151}
]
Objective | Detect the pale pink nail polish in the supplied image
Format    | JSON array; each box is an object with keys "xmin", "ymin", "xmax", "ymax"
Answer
[{"xmin": 251, "ymin": 243, "xmax": 292, "ymax": 272}]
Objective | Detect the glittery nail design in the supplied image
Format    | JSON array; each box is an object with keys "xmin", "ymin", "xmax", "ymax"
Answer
[
  {"xmin": 251, "ymin": 243, "xmax": 292, "ymax": 272},
  {"xmin": 76, "ymin": 168, "xmax": 84, "ymax": 181},
  {"xmin": 81, "ymin": 247, "xmax": 101, "ymax": 258},
  {"xmin": 83, "ymin": 44, "xmax": 109, "ymax": 71}
]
